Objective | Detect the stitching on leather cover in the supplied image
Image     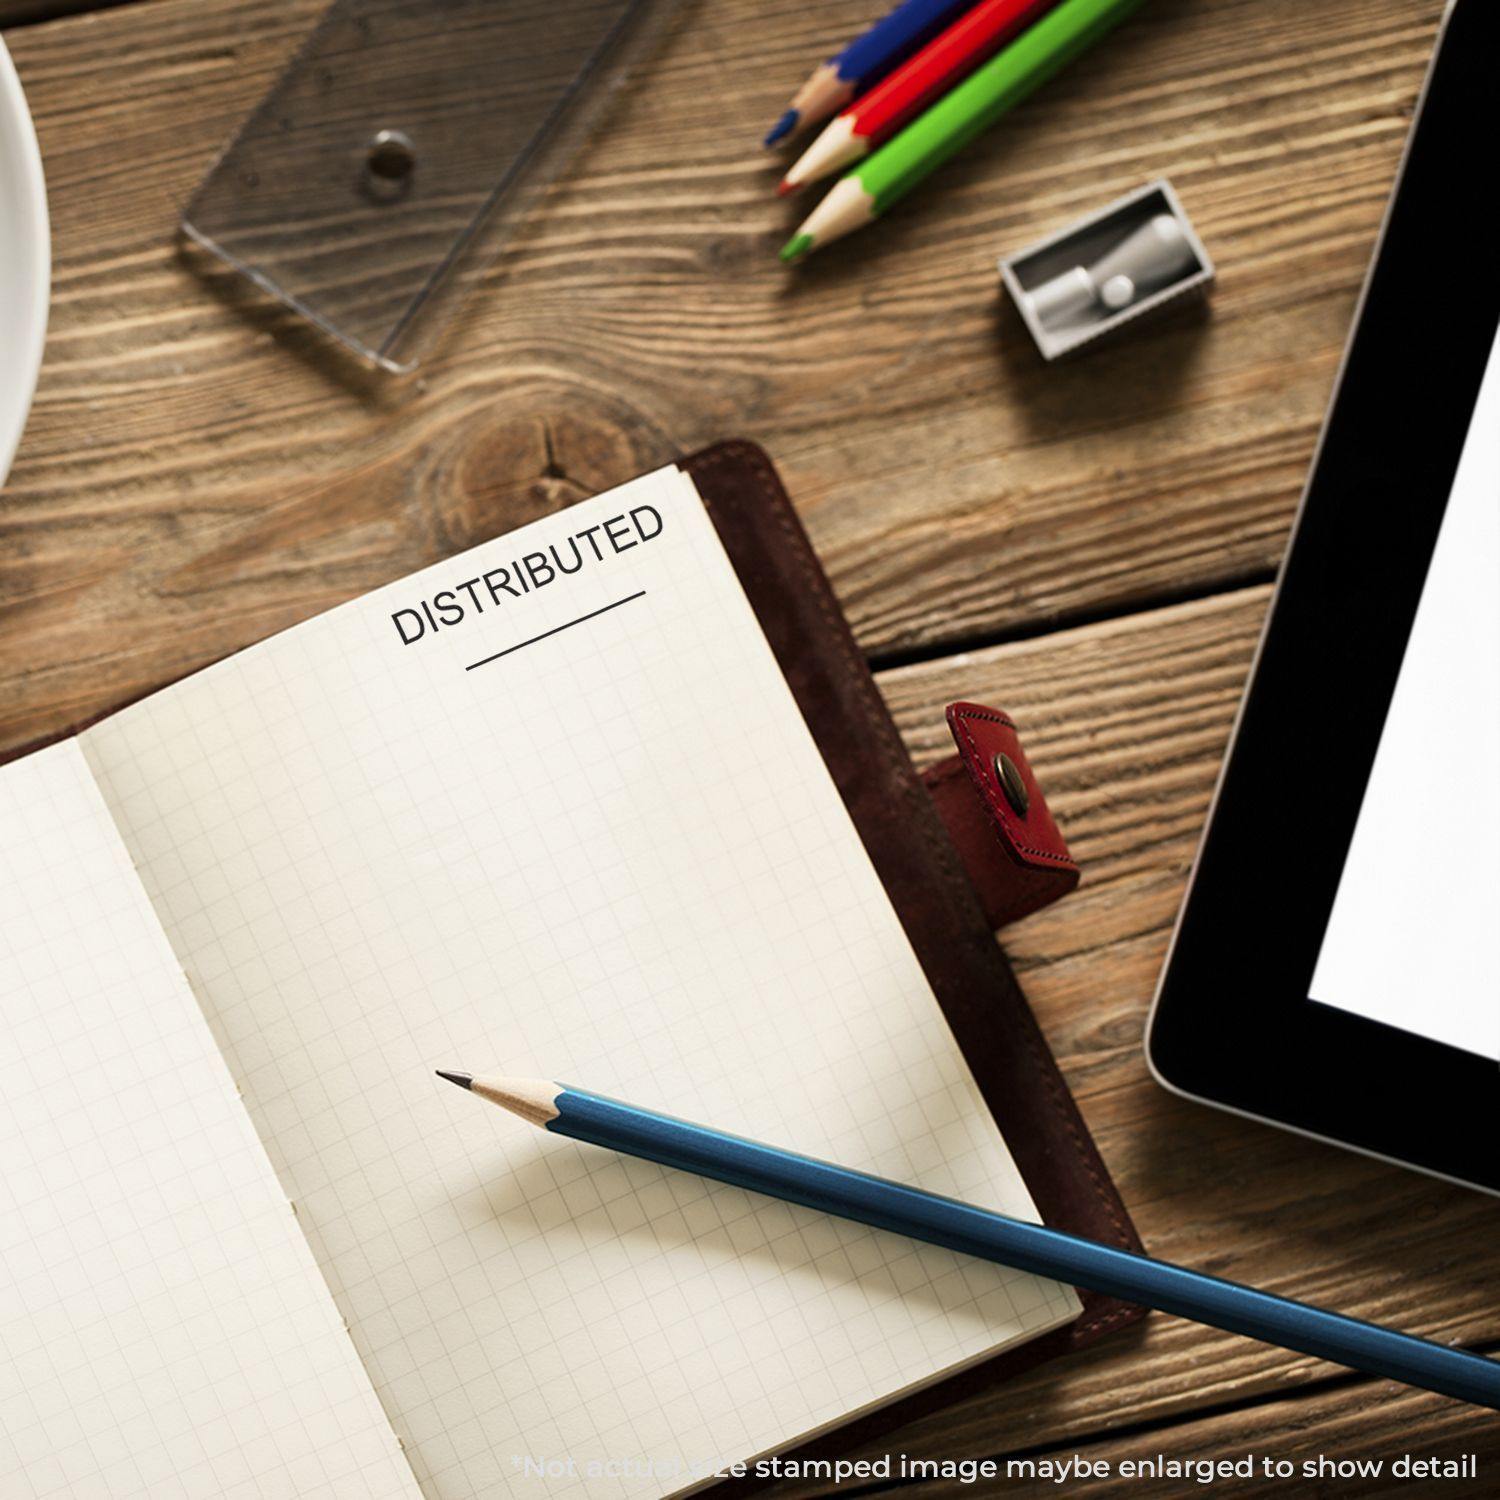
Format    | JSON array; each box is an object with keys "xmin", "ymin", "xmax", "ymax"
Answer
[
  {"xmin": 1076, "ymin": 1303, "xmax": 1143, "ymax": 1338},
  {"xmin": 951, "ymin": 706, "xmax": 1077, "ymax": 867}
]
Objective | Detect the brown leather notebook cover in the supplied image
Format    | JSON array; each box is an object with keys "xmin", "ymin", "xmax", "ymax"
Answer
[{"xmin": 682, "ymin": 440, "xmax": 1144, "ymax": 1456}]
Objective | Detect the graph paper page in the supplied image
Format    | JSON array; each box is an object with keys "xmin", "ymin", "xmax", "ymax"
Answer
[
  {"xmin": 82, "ymin": 466, "xmax": 1078, "ymax": 1499},
  {"xmin": 0, "ymin": 740, "xmax": 420, "ymax": 1500}
]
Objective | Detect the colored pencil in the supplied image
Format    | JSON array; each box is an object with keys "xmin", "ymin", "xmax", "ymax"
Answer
[
  {"xmin": 781, "ymin": 0, "xmax": 1062, "ymax": 194},
  {"xmin": 781, "ymin": 0, "xmax": 1147, "ymax": 262},
  {"xmin": 438, "ymin": 1072, "xmax": 1500, "ymax": 1411},
  {"xmin": 764, "ymin": 0, "xmax": 981, "ymax": 148}
]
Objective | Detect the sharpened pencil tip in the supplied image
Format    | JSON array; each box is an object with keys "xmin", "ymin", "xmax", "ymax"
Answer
[
  {"xmin": 776, "ymin": 178, "xmax": 797, "ymax": 198},
  {"xmin": 763, "ymin": 110, "xmax": 798, "ymax": 148},
  {"xmin": 779, "ymin": 233, "xmax": 814, "ymax": 264},
  {"xmin": 436, "ymin": 1070, "xmax": 473, "ymax": 1090}
]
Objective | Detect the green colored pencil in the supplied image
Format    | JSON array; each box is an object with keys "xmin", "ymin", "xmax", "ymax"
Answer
[{"xmin": 781, "ymin": 0, "xmax": 1149, "ymax": 263}]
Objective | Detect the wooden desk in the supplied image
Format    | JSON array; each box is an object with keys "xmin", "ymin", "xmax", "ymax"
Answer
[{"xmin": 3, "ymin": 0, "xmax": 1495, "ymax": 1489}]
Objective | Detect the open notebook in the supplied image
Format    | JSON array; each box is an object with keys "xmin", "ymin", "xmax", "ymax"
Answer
[{"xmin": 0, "ymin": 450, "xmax": 1093, "ymax": 1500}]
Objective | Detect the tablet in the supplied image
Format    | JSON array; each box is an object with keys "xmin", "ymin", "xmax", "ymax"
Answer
[{"xmin": 1147, "ymin": 0, "xmax": 1499, "ymax": 1195}]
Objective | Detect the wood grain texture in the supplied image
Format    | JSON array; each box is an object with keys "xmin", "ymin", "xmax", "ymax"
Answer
[
  {"xmin": 749, "ymin": 585, "xmax": 1500, "ymax": 1485},
  {"xmin": 0, "ymin": 0, "xmax": 1446, "ymax": 756},
  {"xmin": 903, "ymin": 1378, "xmax": 1500, "ymax": 1498},
  {"xmin": 5, "ymin": 0, "xmax": 1494, "ymax": 1482}
]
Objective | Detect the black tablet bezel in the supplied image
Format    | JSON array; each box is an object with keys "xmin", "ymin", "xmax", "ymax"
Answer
[{"xmin": 1147, "ymin": 0, "xmax": 1500, "ymax": 1195}]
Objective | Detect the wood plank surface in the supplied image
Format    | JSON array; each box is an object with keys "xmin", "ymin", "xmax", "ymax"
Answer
[
  {"xmin": 1, "ymin": 0, "xmax": 1445, "ymax": 757},
  {"xmin": 5, "ymin": 0, "xmax": 1496, "ymax": 1484},
  {"xmin": 748, "ymin": 585, "xmax": 1500, "ymax": 1480},
  {"xmin": 907, "ymin": 1377, "xmax": 1500, "ymax": 1498}
]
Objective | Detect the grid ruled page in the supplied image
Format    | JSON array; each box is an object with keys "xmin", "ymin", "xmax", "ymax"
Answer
[
  {"xmin": 81, "ymin": 466, "xmax": 1079, "ymax": 1499},
  {"xmin": 0, "ymin": 740, "xmax": 421, "ymax": 1500}
]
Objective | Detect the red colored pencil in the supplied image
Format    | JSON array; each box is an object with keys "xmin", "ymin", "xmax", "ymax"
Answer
[{"xmin": 779, "ymin": 0, "xmax": 1062, "ymax": 193}]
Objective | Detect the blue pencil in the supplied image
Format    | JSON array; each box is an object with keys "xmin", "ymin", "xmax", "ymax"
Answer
[
  {"xmin": 765, "ymin": 0, "xmax": 981, "ymax": 147},
  {"xmin": 438, "ymin": 1072, "xmax": 1500, "ymax": 1411}
]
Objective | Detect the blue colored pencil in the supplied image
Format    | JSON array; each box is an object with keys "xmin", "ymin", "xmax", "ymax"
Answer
[
  {"xmin": 438, "ymin": 1072, "xmax": 1500, "ymax": 1411},
  {"xmin": 765, "ymin": 0, "xmax": 981, "ymax": 147}
]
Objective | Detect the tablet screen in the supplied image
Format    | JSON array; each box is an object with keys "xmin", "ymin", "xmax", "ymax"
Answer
[{"xmin": 1309, "ymin": 325, "xmax": 1499, "ymax": 1060}]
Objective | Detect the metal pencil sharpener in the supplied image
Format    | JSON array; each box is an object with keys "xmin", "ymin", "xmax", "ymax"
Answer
[{"xmin": 999, "ymin": 179, "xmax": 1214, "ymax": 360}]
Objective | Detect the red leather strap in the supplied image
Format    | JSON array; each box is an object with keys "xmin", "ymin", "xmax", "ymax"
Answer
[{"xmin": 922, "ymin": 702, "xmax": 1079, "ymax": 929}]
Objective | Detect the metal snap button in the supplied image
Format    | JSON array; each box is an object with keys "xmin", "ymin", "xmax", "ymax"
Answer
[{"xmin": 993, "ymin": 752, "xmax": 1029, "ymax": 817}]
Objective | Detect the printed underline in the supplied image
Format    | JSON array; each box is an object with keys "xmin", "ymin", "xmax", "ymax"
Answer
[{"xmin": 464, "ymin": 591, "xmax": 648, "ymax": 671}]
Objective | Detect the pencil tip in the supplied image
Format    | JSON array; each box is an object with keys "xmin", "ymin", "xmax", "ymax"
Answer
[
  {"xmin": 763, "ymin": 110, "xmax": 798, "ymax": 148},
  {"xmin": 436, "ymin": 1069, "xmax": 473, "ymax": 1090},
  {"xmin": 776, "ymin": 177, "xmax": 797, "ymax": 198},
  {"xmin": 779, "ymin": 233, "xmax": 814, "ymax": 264}
]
